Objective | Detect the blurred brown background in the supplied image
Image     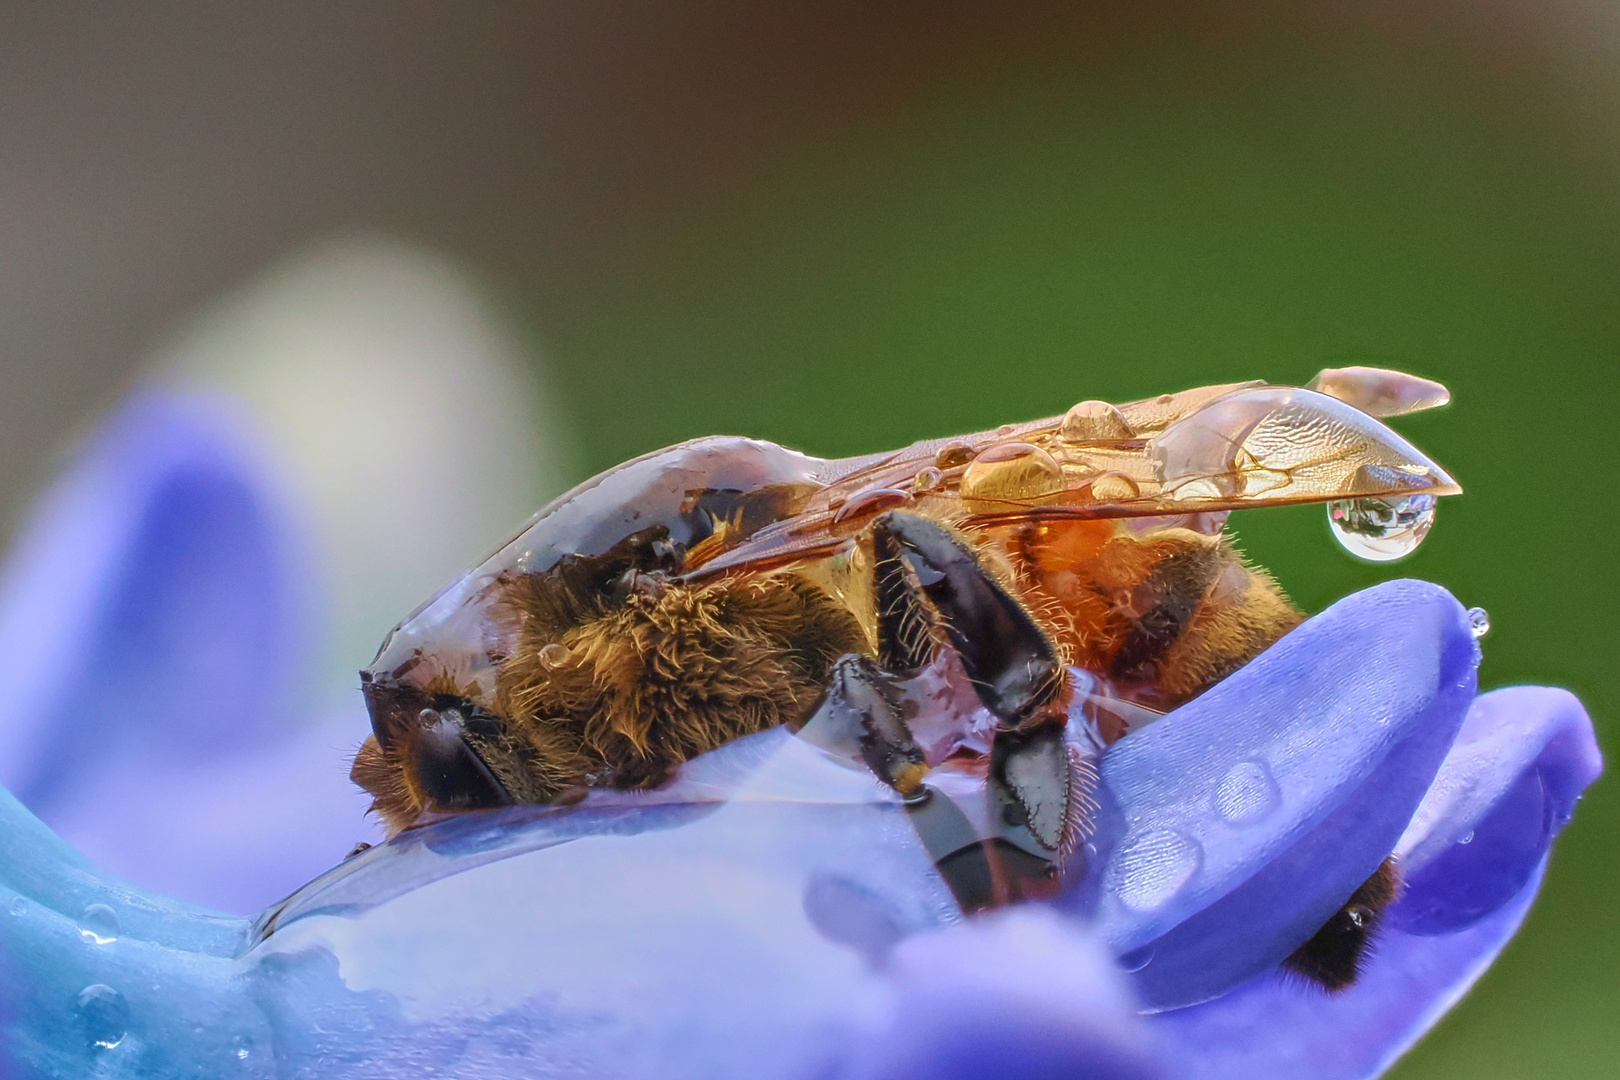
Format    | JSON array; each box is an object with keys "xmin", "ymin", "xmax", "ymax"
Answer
[{"xmin": 0, "ymin": 4, "xmax": 1613, "ymax": 1078}]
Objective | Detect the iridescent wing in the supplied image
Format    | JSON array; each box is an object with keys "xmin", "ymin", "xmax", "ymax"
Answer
[{"xmin": 685, "ymin": 368, "xmax": 1458, "ymax": 578}]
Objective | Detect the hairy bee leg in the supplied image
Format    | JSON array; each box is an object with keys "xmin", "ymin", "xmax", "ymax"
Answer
[{"xmin": 871, "ymin": 511, "xmax": 1075, "ymax": 856}]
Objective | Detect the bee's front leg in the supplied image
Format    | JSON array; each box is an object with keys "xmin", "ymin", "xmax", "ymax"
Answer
[{"xmin": 870, "ymin": 511, "xmax": 1079, "ymax": 861}]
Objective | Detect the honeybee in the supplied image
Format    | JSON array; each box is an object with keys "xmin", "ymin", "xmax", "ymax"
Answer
[{"xmin": 353, "ymin": 365, "xmax": 1456, "ymax": 989}]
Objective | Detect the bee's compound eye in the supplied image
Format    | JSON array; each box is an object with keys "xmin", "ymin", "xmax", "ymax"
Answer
[{"xmin": 410, "ymin": 715, "xmax": 512, "ymax": 811}]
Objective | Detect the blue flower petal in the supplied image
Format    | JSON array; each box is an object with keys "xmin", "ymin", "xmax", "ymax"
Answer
[
  {"xmin": 843, "ymin": 910, "xmax": 1163, "ymax": 1080},
  {"xmin": 0, "ymin": 390, "xmax": 351, "ymax": 911},
  {"xmin": 1153, "ymin": 860, "xmax": 1545, "ymax": 1080},
  {"xmin": 1392, "ymin": 687, "xmax": 1601, "ymax": 934},
  {"xmin": 1075, "ymin": 580, "xmax": 1479, "ymax": 1009},
  {"xmin": 1149, "ymin": 684, "xmax": 1599, "ymax": 1079}
]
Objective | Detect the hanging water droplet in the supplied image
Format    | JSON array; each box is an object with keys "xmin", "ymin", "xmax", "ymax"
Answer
[
  {"xmin": 1326, "ymin": 493, "xmax": 1436, "ymax": 561},
  {"xmin": 8, "ymin": 897, "xmax": 26, "ymax": 917},
  {"xmin": 538, "ymin": 643, "xmax": 573, "ymax": 670},
  {"xmin": 76, "ymin": 984, "xmax": 129, "ymax": 1050},
  {"xmin": 1458, "ymin": 830, "xmax": 1475, "ymax": 845},
  {"xmin": 1107, "ymin": 829, "xmax": 1203, "ymax": 912},
  {"xmin": 1213, "ymin": 760, "xmax": 1279, "ymax": 824},
  {"xmin": 1118, "ymin": 945, "xmax": 1155, "ymax": 972},
  {"xmin": 78, "ymin": 903, "xmax": 119, "ymax": 945},
  {"xmin": 1466, "ymin": 607, "xmax": 1490, "ymax": 638}
]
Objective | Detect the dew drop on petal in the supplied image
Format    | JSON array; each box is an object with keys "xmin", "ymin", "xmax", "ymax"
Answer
[
  {"xmin": 538, "ymin": 643, "xmax": 573, "ymax": 670},
  {"xmin": 1213, "ymin": 760, "xmax": 1279, "ymax": 823},
  {"xmin": 78, "ymin": 903, "xmax": 119, "ymax": 945},
  {"xmin": 76, "ymin": 984, "xmax": 129, "ymax": 1050},
  {"xmin": 1326, "ymin": 493, "xmax": 1436, "ymax": 561},
  {"xmin": 1119, "ymin": 945, "xmax": 1155, "ymax": 972},
  {"xmin": 1108, "ymin": 829, "xmax": 1203, "ymax": 912},
  {"xmin": 1466, "ymin": 607, "xmax": 1490, "ymax": 638},
  {"xmin": 1458, "ymin": 830, "xmax": 1475, "ymax": 845},
  {"xmin": 8, "ymin": 897, "xmax": 26, "ymax": 917}
]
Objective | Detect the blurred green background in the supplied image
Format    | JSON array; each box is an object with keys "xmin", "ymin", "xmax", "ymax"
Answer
[{"xmin": 0, "ymin": 3, "xmax": 1613, "ymax": 1077}]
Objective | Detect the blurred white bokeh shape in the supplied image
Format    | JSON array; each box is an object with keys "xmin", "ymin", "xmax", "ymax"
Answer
[{"xmin": 156, "ymin": 235, "xmax": 575, "ymax": 690}]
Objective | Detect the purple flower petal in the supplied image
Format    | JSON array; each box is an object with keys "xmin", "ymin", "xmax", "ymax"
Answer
[
  {"xmin": 1150, "ymin": 685, "xmax": 1600, "ymax": 1079},
  {"xmin": 0, "ymin": 390, "xmax": 366, "ymax": 911},
  {"xmin": 1073, "ymin": 580, "xmax": 1479, "ymax": 1009}
]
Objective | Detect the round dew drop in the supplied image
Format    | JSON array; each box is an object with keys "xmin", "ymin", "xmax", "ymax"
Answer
[
  {"xmin": 78, "ymin": 903, "xmax": 119, "ymax": 945},
  {"xmin": 1326, "ymin": 493, "xmax": 1436, "ymax": 561},
  {"xmin": 76, "ymin": 984, "xmax": 129, "ymax": 1050},
  {"xmin": 1466, "ymin": 607, "xmax": 1491, "ymax": 638}
]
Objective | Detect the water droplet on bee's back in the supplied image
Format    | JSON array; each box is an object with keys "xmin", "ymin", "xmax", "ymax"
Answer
[
  {"xmin": 1326, "ymin": 493, "xmax": 1436, "ymax": 561},
  {"xmin": 960, "ymin": 443, "xmax": 1063, "ymax": 503},
  {"xmin": 1466, "ymin": 607, "xmax": 1490, "ymax": 638},
  {"xmin": 538, "ymin": 643, "xmax": 573, "ymax": 669}
]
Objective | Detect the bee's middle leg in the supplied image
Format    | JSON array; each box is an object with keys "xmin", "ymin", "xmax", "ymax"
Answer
[{"xmin": 870, "ymin": 511, "xmax": 1076, "ymax": 858}]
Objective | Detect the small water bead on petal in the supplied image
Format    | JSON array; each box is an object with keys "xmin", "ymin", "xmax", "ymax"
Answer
[
  {"xmin": 1060, "ymin": 400, "xmax": 1133, "ymax": 443},
  {"xmin": 1327, "ymin": 492, "xmax": 1437, "ymax": 561},
  {"xmin": 1107, "ymin": 829, "xmax": 1203, "ymax": 913},
  {"xmin": 9, "ymin": 896, "xmax": 26, "ymax": 916},
  {"xmin": 75, "ymin": 984, "xmax": 129, "ymax": 1050},
  {"xmin": 78, "ymin": 902, "xmax": 120, "ymax": 945},
  {"xmin": 1212, "ymin": 761, "xmax": 1279, "ymax": 824},
  {"xmin": 538, "ymin": 643, "xmax": 573, "ymax": 670},
  {"xmin": 960, "ymin": 443, "xmax": 1065, "ymax": 503},
  {"xmin": 1467, "ymin": 607, "xmax": 1491, "ymax": 638},
  {"xmin": 1459, "ymin": 830, "xmax": 1475, "ymax": 845},
  {"xmin": 1088, "ymin": 472, "xmax": 1140, "ymax": 502}
]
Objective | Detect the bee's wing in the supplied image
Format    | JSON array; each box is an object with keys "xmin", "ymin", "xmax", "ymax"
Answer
[{"xmin": 685, "ymin": 375, "xmax": 1458, "ymax": 578}]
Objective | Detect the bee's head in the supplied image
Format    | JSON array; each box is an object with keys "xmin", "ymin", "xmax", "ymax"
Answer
[{"xmin": 352, "ymin": 675, "xmax": 513, "ymax": 831}]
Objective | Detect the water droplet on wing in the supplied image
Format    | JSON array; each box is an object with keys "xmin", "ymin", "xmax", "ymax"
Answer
[
  {"xmin": 78, "ymin": 903, "xmax": 119, "ymax": 945},
  {"xmin": 1213, "ymin": 761, "xmax": 1279, "ymax": 823},
  {"xmin": 1089, "ymin": 471, "xmax": 1139, "ymax": 501},
  {"xmin": 76, "ymin": 984, "xmax": 129, "ymax": 1050},
  {"xmin": 1466, "ymin": 607, "xmax": 1490, "ymax": 638},
  {"xmin": 1060, "ymin": 400, "xmax": 1132, "ymax": 442},
  {"xmin": 911, "ymin": 466, "xmax": 944, "ymax": 493},
  {"xmin": 1108, "ymin": 829, "xmax": 1203, "ymax": 912},
  {"xmin": 1326, "ymin": 493, "xmax": 1436, "ymax": 561},
  {"xmin": 960, "ymin": 443, "xmax": 1063, "ymax": 503}
]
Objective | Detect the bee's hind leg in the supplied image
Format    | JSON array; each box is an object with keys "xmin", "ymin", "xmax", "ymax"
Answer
[{"xmin": 870, "ymin": 511, "xmax": 1080, "ymax": 867}]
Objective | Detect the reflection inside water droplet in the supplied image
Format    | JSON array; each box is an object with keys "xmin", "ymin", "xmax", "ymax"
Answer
[
  {"xmin": 76, "ymin": 984, "xmax": 129, "ymax": 1050},
  {"xmin": 78, "ymin": 903, "xmax": 119, "ymax": 945},
  {"xmin": 1326, "ymin": 493, "xmax": 1436, "ymax": 561},
  {"xmin": 1466, "ymin": 607, "xmax": 1490, "ymax": 638}
]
